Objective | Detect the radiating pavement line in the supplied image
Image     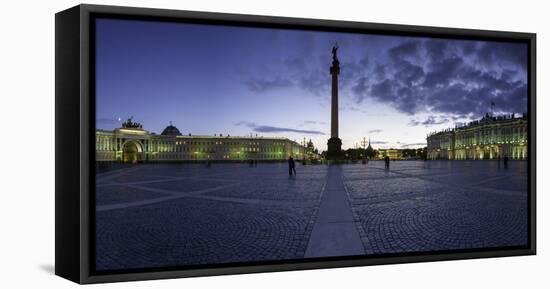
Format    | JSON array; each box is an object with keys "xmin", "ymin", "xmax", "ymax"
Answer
[
  {"xmin": 97, "ymin": 171, "xmax": 237, "ymax": 187},
  {"xmin": 96, "ymin": 183, "xmax": 240, "ymax": 212},
  {"xmin": 352, "ymin": 165, "xmax": 524, "ymax": 197},
  {"xmin": 96, "ymin": 181, "xmax": 320, "ymax": 212},
  {"xmin": 304, "ymin": 165, "xmax": 365, "ymax": 258},
  {"xmin": 96, "ymin": 166, "xmax": 143, "ymax": 182}
]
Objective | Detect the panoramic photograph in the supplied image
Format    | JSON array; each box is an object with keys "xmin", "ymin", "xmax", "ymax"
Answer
[{"xmin": 94, "ymin": 18, "xmax": 529, "ymax": 271}]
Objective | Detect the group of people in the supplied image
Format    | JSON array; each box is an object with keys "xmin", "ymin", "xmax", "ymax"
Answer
[
  {"xmin": 288, "ymin": 155, "xmax": 389, "ymax": 176},
  {"xmin": 249, "ymin": 159, "xmax": 258, "ymax": 167},
  {"xmin": 207, "ymin": 153, "xmax": 513, "ymax": 175}
]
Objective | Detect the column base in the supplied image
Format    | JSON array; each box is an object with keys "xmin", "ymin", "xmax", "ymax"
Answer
[{"xmin": 326, "ymin": 137, "xmax": 344, "ymax": 160}]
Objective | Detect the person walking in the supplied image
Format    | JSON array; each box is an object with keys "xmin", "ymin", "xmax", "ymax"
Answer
[
  {"xmin": 288, "ymin": 156, "xmax": 296, "ymax": 176},
  {"xmin": 503, "ymin": 154, "xmax": 509, "ymax": 169},
  {"xmin": 384, "ymin": 156, "xmax": 390, "ymax": 169}
]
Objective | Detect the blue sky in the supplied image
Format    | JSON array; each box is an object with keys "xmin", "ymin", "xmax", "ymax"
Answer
[{"xmin": 95, "ymin": 18, "xmax": 528, "ymax": 150}]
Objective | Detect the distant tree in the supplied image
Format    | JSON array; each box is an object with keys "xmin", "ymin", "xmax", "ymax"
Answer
[
  {"xmin": 401, "ymin": 149, "xmax": 417, "ymax": 158},
  {"xmin": 420, "ymin": 147, "xmax": 428, "ymax": 160}
]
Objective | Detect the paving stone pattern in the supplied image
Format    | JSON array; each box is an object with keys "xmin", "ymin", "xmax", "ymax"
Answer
[{"xmin": 95, "ymin": 161, "xmax": 528, "ymax": 271}]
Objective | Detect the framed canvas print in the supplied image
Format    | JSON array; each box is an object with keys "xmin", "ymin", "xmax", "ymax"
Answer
[{"xmin": 55, "ymin": 4, "xmax": 536, "ymax": 284}]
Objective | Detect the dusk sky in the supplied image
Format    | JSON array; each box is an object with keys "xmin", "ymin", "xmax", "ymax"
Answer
[{"xmin": 95, "ymin": 18, "xmax": 528, "ymax": 150}]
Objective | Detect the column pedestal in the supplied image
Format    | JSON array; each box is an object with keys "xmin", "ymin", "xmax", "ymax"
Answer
[{"xmin": 327, "ymin": 137, "xmax": 343, "ymax": 160}]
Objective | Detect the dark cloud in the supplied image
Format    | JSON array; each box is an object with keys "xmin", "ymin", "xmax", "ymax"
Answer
[
  {"xmin": 368, "ymin": 79, "xmax": 422, "ymax": 115},
  {"xmin": 422, "ymin": 56, "xmax": 463, "ymax": 88},
  {"xmin": 352, "ymin": 76, "xmax": 369, "ymax": 103},
  {"xmin": 460, "ymin": 41, "xmax": 478, "ymax": 55},
  {"xmin": 372, "ymin": 63, "xmax": 388, "ymax": 81},
  {"xmin": 409, "ymin": 115, "xmax": 450, "ymax": 127},
  {"xmin": 244, "ymin": 77, "xmax": 292, "ymax": 92},
  {"xmin": 394, "ymin": 60, "xmax": 425, "ymax": 87},
  {"xmin": 341, "ymin": 103, "xmax": 360, "ymax": 112},
  {"xmin": 234, "ymin": 121, "xmax": 256, "ymax": 127},
  {"xmin": 359, "ymin": 55, "xmax": 369, "ymax": 67},
  {"xmin": 370, "ymin": 79, "xmax": 394, "ymax": 99},
  {"xmin": 283, "ymin": 56, "xmax": 306, "ymax": 70},
  {"xmin": 299, "ymin": 69, "xmax": 330, "ymax": 96},
  {"xmin": 235, "ymin": 121, "xmax": 325, "ymax": 135},
  {"xmin": 356, "ymin": 39, "xmax": 527, "ymax": 119},
  {"xmin": 389, "ymin": 41, "xmax": 421, "ymax": 61},
  {"xmin": 243, "ymin": 35, "xmax": 527, "ymax": 121},
  {"xmin": 97, "ymin": 117, "xmax": 121, "ymax": 124},
  {"xmin": 302, "ymin": 120, "xmax": 327, "ymax": 125},
  {"xmin": 424, "ymin": 39, "xmax": 449, "ymax": 60},
  {"xmin": 370, "ymin": 140, "xmax": 388, "ymax": 144},
  {"xmin": 254, "ymin": 125, "xmax": 325, "ymax": 135},
  {"xmin": 395, "ymin": 86, "xmax": 422, "ymax": 114},
  {"xmin": 368, "ymin": 129, "xmax": 383, "ymax": 134},
  {"xmin": 461, "ymin": 69, "xmax": 514, "ymax": 91},
  {"xmin": 478, "ymin": 42, "xmax": 528, "ymax": 71},
  {"xmin": 399, "ymin": 142, "xmax": 427, "ymax": 148}
]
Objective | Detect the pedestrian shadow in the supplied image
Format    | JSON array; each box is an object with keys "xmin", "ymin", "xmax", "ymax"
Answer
[{"xmin": 38, "ymin": 264, "xmax": 55, "ymax": 275}]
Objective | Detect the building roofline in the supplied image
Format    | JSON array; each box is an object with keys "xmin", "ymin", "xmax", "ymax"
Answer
[
  {"xmin": 428, "ymin": 114, "xmax": 527, "ymax": 137},
  {"xmin": 96, "ymin": 129, "xmax": 305, "ymax": 145}
]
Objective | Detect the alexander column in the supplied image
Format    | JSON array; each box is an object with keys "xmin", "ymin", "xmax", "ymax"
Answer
[{"xmin": 327, "ymin": 45, "xmax": 343, "ymax": 160}]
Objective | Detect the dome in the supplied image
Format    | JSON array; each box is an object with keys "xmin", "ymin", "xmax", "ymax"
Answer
[{"xmin": 161, "ymin": 123, "xmax": 182, "ymax": 136}]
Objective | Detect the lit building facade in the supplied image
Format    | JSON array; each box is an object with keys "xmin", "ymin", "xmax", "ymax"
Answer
[
  {"xmin": 427, "ymin": 113, "xmax": 528, "ymax": 160},
  {"xmin": 376, "ymin": 149, "xmax": 402, "ymax": 160},
  {"xmin": 96, "ymin": 119, "xmax": 309, "ymax": 163}
]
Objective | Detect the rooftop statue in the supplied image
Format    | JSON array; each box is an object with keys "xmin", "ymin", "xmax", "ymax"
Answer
[{"xmin": 122, "ymin": 116, "xmax": 142, "ymax": 129}]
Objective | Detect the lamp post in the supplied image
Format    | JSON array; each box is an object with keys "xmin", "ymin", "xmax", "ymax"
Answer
[{"xmin": 361, "ymin": 137, "xmax": 368, "ymax": 164}]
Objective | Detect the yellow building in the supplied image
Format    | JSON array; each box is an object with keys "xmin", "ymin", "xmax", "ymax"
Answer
[
  {"xmin": 96, "ymin": 119, "xmax": 308, "ymax": 163},
  {"xmin": 427, "ymin": 113, "xmax": 528, "ymax": 160},
  {"xmin": 376, "ymin": 149, "xmax": 402, "ymax": 160}
]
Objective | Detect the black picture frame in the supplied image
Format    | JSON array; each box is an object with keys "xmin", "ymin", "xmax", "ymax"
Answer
[{"xmin": 55, "ymin": 4, "xmax": 536, "ymax": 284}]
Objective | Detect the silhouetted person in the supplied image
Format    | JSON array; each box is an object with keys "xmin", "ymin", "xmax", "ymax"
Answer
[
  {"xmin": 288, "ymin": 156, "xmax": 296, "ymax": 176},
  {"xmin": 503, "ymin": 154, "xmax": 509, "ymax": 169},
  {"xmin": 497, "ymin": 154, "xmax": 501, "ymax": 168},
  {"xmin": 249, "ymin": 159, "xmax": 254, "ymax": 167},
  {"xmin": 384, "ymin": 156, "xmax": 390, "ymax": 169}
]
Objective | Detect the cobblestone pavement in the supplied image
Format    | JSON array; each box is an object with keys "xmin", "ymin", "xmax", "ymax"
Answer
[
  {"xmin": 342, "ymin": 160, "xmax": 528, "ymax": 254},
  {"xmin": 95, "ymin": 163, "xmax": 327, "ymax": 271},
  {"xmin": 95, "ymin": 161, "xmax": 528, "ymax": 270}
]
